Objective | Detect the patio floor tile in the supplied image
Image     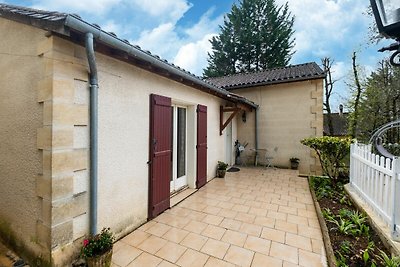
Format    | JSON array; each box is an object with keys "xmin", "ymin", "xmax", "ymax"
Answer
[
  {"xmin": 299, "ymin": 249, "xmax": 325, "ymax": 267},
  {"xmin": 200, "ymin": 239, "xmax": 230, "ymax": 259},
  {"xmin": 244, "ymin": 235, "xmax": 271, "ymax": 255},
  {"xmin": 239, "ymin": 222, "xmax": 262, "ymax": 237},
  {"xmin": 112, "ymin": 243, "xmax": 142, "ymax": 267},
  {"xmin": 221, "ymin": 229, "xmax": 247, "ymax": 247},
  {"xmin": 224, "ymin": 245, "xmax": 254, "ymax": 267},
  {"xmin": 269, "ymin": 241, "xmax": 299, "ymax": 264},
  {"xmin": 202, "ymin": 214, "xmax": 224, "ymax": 225},
  {"xmin": 126, "ymin": 252, "xmax": 162, "ymax": 267},
  {"xmin": 162, "ymin": 227, "xmax": 189, "ymax": 243},
  {"xmin": 251, "ymin": 253, "xmax": 282, "ymax": 267},
  {"xmin": 260, "ymin": 227, "xmax": 285, "ymax": 243},
  {"xmin": 285, "ymin": 232, "xmax": 312, "ymax": 251},
  {"xmin": 112, "ymin": 168, "xmax": 326, "ymax": 267},
  {"xmin": 120, "ymin": 230, "xmax": 150, "ymax": 247},
  {"xmin": 204, "ymin": 257, "xmax": 235, "ymax": 267},
  {"xmin": 145, "ymin": 222, "xmax": 171, "ymax": 237},
  {"xmin": 176, "ymin": 249, "xmax": 210, "ymax": 267},
  {"xmin": 155, "ymin": 241, "xmax": 187, "ymax": 263},
  {"xmin": 136, "ymin": 235, "xmax": 167, "ymax": 254},
  {"xmin": 201, "ymin": 224, "xmax": 226, "ymax": 240},
  {"xmin": 219, "ymin": 218, "xmax": 242, "ymax": 231},
  {"xmin": 180, "ymin": 232, "xmax": 208, "ymax": 251}
]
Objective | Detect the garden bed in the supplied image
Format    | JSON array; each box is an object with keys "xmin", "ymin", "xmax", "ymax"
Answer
[{"xmin": 309, "ymin": 176, "xmax": 399, "ymax": 267}]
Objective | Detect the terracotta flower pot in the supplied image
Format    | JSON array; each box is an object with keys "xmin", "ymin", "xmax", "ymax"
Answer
[
  {"xmin": 86, "ymin": 249, "xmax": 113, "ymax": 267},
  {"xmin": 217, "ymin": 169, "xmax": 226, "ymax": 178}
]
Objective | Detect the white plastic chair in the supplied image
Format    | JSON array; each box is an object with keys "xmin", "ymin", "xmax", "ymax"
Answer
[{"xmin": 265, "ymin": 147, "xmax": 278, "ymax": 168}]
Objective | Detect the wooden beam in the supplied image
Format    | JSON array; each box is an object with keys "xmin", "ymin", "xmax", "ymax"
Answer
[{"xmin": 220, "ymin": 106, "xmax": 240, "ymax": 135}]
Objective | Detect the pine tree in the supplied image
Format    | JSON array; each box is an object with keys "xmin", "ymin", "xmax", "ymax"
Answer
[{"xmin": 203, "ymin": 0, "xmax": 295, "ymax": 78}]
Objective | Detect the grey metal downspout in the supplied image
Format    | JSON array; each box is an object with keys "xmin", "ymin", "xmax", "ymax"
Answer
[
  {"xmin": 85, "ymin": 32, "xmax": 98, "ymax": 235},
  {"xmin": 255, "ymin": 108, "xmax": 259, "ymax": 164}
]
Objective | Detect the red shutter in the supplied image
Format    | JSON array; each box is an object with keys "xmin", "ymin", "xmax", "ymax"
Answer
[
  {"xmin": 196, "ymin": 104, "xmax": 207, "ymax": 188},
  {"xmin": 148, "ymin": 94, "xmax": 172, "ymax": 219}
]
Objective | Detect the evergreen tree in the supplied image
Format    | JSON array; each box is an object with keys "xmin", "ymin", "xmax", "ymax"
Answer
[
  {"xmin": 203, "ymin": 0, "xmax": 295, "ymax": 78},
  {"xmin": 348, "ymin": 59, "xmax": 400, "ymax": 142}
]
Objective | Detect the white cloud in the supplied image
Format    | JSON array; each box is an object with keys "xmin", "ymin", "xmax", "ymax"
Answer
[
  {"xmin": 132, "ymin": 23, "xmax": 183, "ymax": 59},
  {"xmin": 131, "ymin": 7, "xmax": 222, "ymax": 75},
  {"xmin": 130, "ymin": 0, "xmax": 192, "ymax": 24},
  {"xmin": 274, "ymin": 0, "xmax": 370, "ymax": 62},
  {"xmin": 174, "ymin": 33, "xmax": 216, "ymax": 75},
  {"xmin": 32, "ymin": 0, "xmax": 121, "ymax": 14}
]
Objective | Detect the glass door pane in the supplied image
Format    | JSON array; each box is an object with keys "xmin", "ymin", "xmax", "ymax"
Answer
[{"xmin": 177, "ymin": 107, "xmax": 186, "ymax": 178}]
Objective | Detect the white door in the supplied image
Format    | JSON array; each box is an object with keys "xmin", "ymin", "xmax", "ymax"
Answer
[
  {"xmin": 171, "ymin": 106, "xmax": 188, "ymax": 192},
  {"xmin": 225, "ymin": 122, "xmax": 232, "ymax": 165}
]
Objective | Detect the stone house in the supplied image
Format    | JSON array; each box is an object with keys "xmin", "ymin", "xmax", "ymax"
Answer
[
  {"xmin": 209, "ymin": 63, "xmax": 325, "ymax": 174},
  {"xmin": 0, "ymin": 3, "xmax": 323, "ymax": 266}
]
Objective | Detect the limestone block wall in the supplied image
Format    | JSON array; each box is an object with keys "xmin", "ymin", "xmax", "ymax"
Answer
[
  {"xmin": 36, "ymin": 36, "xmax": 90, "ymax": 266},
  {"xmin": 234, "ymin": 80, "xmax": 323, "ymax": 174},
  {"xmin": 0, "ymin": 18, "xmax": 49, "ymax": 265}
]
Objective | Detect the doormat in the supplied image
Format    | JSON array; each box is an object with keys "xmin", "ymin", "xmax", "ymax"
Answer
[{"xmin": 227, "ymin": 167, "xmax": 240, "ymax": 172}]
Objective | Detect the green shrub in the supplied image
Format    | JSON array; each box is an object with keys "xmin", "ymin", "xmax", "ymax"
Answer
[{"xmin": 301, "ymin": 136, "xmax": 352, "ymax": 181}]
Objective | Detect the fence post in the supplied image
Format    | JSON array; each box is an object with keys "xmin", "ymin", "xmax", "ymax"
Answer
[{"xmin": 391, "ymin": 157, "xmax": 400, "ymax": 241}]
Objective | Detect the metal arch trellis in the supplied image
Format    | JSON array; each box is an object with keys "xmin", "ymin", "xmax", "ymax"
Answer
[{"xmin": 369, "ymin": 119, "xmax": 400, "ymax": 159}]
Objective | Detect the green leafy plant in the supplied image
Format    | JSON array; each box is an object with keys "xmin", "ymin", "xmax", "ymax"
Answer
[
  {"xmin": 310, "ymin": 176, "xmax": 335, "ymax": 200},
  {"xmin": 301, "ymin": 136, "xmax": 352, "ymax": 181},
  {"xmin": 290, "ymin": 157, "xmax": 300, "ymax": 163},
  {"xmin": 81, "ymin": 228, "xmax": 114, "ymax": 258},
  {"xmin": 339, "ymin": 195, "xmax": 352, "ymax": 206},
  {"xmin": 217, "ymin": 161, "xmax": 228, "ymax": 170},
  {"xmin": 322, "ymin": 208, "xmax": 335, "ymax": 222},
  {"xmin": 331, "ymin": 218, "xmax": 356, "ymax": 235},
  {"xmin": 377, "ymin": 249, "xmax": 400, "ymax": 267},
  {"xmin": 361, "ymin": 241, "xmax": 375, "ymax": 266},
  {"xmin": 338, "ymin": 208, "xmax": 352, "ymax": 219},
  {"xmin": 336, "ymin": 251, "xmax": 349, "ymax": 267},
  {"xmin": 339, "ymin": 240, "xmax": 352, "ymax": 255}
]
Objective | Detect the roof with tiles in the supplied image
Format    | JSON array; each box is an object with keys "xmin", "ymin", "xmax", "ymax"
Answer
[
  {"xmin": 0, "ymin": 3, "xmax": 258, "ymax": 109},
  {"xmin": 206, "ymin": 62, "xmax": 326, "ymax": 90}
]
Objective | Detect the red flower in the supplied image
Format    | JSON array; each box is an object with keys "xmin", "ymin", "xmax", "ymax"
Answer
[{"xmin": 83, "ymin": 239, "xmax": 89, "ymax": 247}]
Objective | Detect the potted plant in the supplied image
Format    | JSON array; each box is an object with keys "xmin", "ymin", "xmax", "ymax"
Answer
[
  {"xmin": 82, "ymin": 228, "xmax": 114, "ymax": 267},
  {"xmin": 217, "ymin": 161, "xmax": 228, "ymax": 178},
  {"xmin": 290, "ymin": 157, "xmax": 300, "ymax": 170}
]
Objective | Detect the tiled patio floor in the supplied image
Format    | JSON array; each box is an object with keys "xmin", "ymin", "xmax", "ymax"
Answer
[{"xmin": 112, "ymin": 168, "xmax": 327, "ymax": 267}]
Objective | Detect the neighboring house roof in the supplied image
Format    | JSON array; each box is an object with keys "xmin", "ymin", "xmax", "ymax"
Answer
[
  {"xmin": 0, "ymin": 3, "xmax": 258, "ymax": 109},
  {"xmin": 207, "ymin": 62, "xmax": 326, "ymax": 90},
  {"xmin": 323, "ymin": 112, "xmax": 349, "ymax": 136}
]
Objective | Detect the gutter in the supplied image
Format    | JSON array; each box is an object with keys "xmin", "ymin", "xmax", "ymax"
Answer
[
  {"xmin": 63, "ymin": 15, "xmax": 257, "ymax": 110},
  {"xmin": 85, "ymin": 32, "xmax": 98, "ymax": 235}
]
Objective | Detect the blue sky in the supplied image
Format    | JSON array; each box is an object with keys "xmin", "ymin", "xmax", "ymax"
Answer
[{"xmin": 4, "ymin": 0, "xmax": 394, "ymax": 111}]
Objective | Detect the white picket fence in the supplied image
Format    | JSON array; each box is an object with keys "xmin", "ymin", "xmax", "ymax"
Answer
[{"xmin": 350, "ymin": 143, "xmax": 400, "ymax": 240}]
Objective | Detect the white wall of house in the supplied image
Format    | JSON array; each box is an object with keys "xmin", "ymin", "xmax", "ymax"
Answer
[{"xmin": 94, "ymin": 52, "xmax": 233, "ymax": 235}]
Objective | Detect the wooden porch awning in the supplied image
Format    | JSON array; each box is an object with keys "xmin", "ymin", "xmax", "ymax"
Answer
[{"xmin": 220, "ymin": 104, "xmax": 252, "ymax": 135}]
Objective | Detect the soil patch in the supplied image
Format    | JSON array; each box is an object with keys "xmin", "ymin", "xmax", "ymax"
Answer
[{"xmin": 310, "ymin": 176, "xmax": 396, "ymax": 266}]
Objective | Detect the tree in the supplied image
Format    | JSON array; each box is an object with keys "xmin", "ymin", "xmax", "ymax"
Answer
[
  {"xmin": 203, "ymin": 0, "xmax": 295, "ymax": 78},
  {"xmin": 348, "ymin": 52, "xmax": 364, "ymax": 138},
  {"xmin": 354, "ymin": 59, "xmax": 400, "ymax": 143},
  {"xmin": 322, "ymin": 57, "xmax": 336, "ymax": 136}
]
